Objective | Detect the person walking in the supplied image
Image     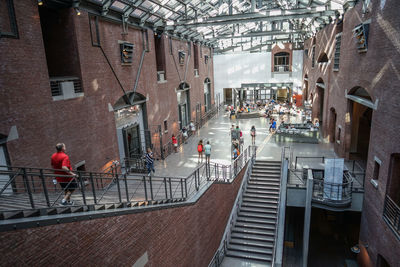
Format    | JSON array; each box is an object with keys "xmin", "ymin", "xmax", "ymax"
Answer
[
  {"xmin": 204, "ymin": 141, "xmax": 211, "ymax": 165},
  {"xmin": 250, "ymin": 125, "xmax": 256, "ymax": 145},
  {"xmin": 51, "ymin": 143, "xmax": 78, "ymax": 206},
  {"xmin": 190, "ymin": 121, "xmax": 196, "ymax": 136},
  {"xmin": 182, "ymin": 127, "xmax": 188, "ymax": 144},
  {"xmin": 145, "ymin": 148, "xmax": 155, "ymax": 176},
  {"xmin": 197, "ymin": 140, "xmax": 204, "ymax": 163},
  {"xmin": 172, "ymin": 134, "xmax": 178, "ymax": 153},
  {"xmin": 271, "ymin": 119, "xmax": 277, "ymax": 133}
]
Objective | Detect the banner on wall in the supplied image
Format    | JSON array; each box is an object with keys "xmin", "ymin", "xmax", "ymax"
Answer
[{"xmin": 323, "ymin": 158, "xmax": 344, "ymax": 201}]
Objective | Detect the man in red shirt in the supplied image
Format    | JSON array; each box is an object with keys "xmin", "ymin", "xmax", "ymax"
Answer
[{"xmin": 51, "ymin": 143, "xmax": 77, "ymax": 205}]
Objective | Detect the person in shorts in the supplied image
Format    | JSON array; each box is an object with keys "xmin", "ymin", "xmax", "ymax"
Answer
[
  {"xmin": 204, "ymin": 141, "xmax": 211, "ymax": 165},
  {"xmin": 51, "ymin": 143, "xmax": 78, "ymax": 206},
  {"xmin": 172, "ymin": 134, "xmax": 178, "ymax": 153}
]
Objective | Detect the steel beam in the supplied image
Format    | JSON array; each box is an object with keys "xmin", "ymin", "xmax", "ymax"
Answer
[
  {"xmin": 210, "ymin": 30, "xmax": 305, "ymax": 40},
  {"xmin": 169, "ymin": 10, "xmax": 335, "ymax": 28}
]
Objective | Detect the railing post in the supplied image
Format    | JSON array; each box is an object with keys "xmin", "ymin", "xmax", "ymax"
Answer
[
  {"xmin": 164, "ymin": 177, "xmax": 168, "ymax": 200},
  {"xmin": 78, "ymin": 172, "xmax": 87, "ymax": 205},
  {"xmin": 295, "ymin": 156, "xmax": 298, "ymax": 170},
  {"xmin": 143, "ymin": 176, "xmax": 148, "ymax": 201},
  {"xmin": 149, "ymin": 176, "xmax": 154, "ymax": 200},
  {"xmin": 169, "ymin": 178, "xmax": 173, "ymax": 199},
  {"xmin": 39, "ymin": 169, "xmax": 51, "ymax": 207},
  {"xmin": 181, "ymin": 178, "xmax": 184, "ymax": 198},
  {"xmin": 115, "ymin": 173, "xmax": 122, "ymax": 203},
  {"xmin": 184, "ymin": 178, "xmax": 188, "ymax": 198},
  {"xmin": 124, "ymin": 174, "xmax": 129, "ymax": 202},
  {"xmin": 22, "ymin": 168, "xmax": 35, "ymax": 209},
  {"xmin": 89, "ymin": 173, "xmax": 97, "ymax": 204}
]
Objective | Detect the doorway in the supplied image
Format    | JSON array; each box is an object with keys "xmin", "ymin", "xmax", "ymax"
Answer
[
  {"xmin": 123, "ymin": 124, "xmax": 142, "ymax": 158},
  {"xmin": 329, "ymin": 108, "xmax": 337, "ymax": 143}
]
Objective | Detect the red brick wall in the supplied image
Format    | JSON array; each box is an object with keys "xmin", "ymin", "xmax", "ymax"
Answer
[
  {"xmin": 0, "ymin": 166, "xmax": 246, "ymax": 266},
  {"xmin": 302, "ymin": 0, "xmax": 400, "ymax": 265},
  {"xmin": 0, "ymin": 3, "xmax": 214, "ymax": 171}
]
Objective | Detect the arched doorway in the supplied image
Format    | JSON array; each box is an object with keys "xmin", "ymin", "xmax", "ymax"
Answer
[
  {"xmin": 113, "ymin": 92, "xmax": 149, "ymax": 160},
  {"xmin": 328, "ymin": 108, "xmax": 337, "ymax": 143},
  {"xmin": 177, "ymin": 82, "xmax": 191, "ymax": 130},
  {"xmin": 314, "ymin": 78, "xmax": 325, "ymax": 124},
  {"xmin": 204, "ymin": 78, "xmax": 212, "ymax": 112},
  {"xmin": 347, "ymin": 87, "xmax": 374, "ymax": 163}
]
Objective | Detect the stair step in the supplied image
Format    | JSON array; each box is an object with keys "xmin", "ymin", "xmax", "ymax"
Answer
[
  {"xmin": 231, "ymin": 232, "xmax": 275, "ymax": 243},
  {"xmin": 235, "ymin": 221, "xmax": 276, "ymax": 231},
  {"xmin": 247, "ymin": 185, "xmax": 280, "ymax": 191},
  {"xmin": 225, "ymin": 250, "xmax": 273, "ymax": 262},
  {"xmin": 228, "ymin": 244, "xmax": 273, "ymax": 255},
  {"xmin": 250, "ymin": 175, "xmax": 281, "ymax": 180},
  {"xmin": 243, "ymin": 194, "xmax": 279, "ymax": 200},
  {"xmin": 253, "ymin": 166, "xmax": 281, "ymax": 171},
  {"xmin": 236, "ymin": 217, "xmax": 276, "ymax": 225},
  {"xmin": 240, "ymin": 206, "xmax": 277, "ymax": 214},
  {"xmin": 252, "ymin": 170, "xmax": 281, "ymax": 174},
  {"xmin": 238, "ymin": 211, "xmax": 277, "ymax": 220},
  {"xmin": 242, "ymin": 197, "xmax": 278, "ymax": 205},
  {"xmin": 248, "ymin": 181, "xmax": 280, "ymax": 186},
  {"xmin": 232, "ymin": 227, "xmax": 275, "ymax": 237},
  {"xmin": 230, "ymin": 237, "xmax": 275, "ymax": 248},
  {"xmin": 241, "ymin": 202, "xmax": 278, "ymax": 210},
  {"xmin": 245, "ymin": 189, "xmax": 279, "ymax": 195}
]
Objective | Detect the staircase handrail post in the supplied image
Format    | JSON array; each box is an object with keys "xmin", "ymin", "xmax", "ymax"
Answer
[
  {"xmin": 89, "ymin": 172, "xmax": 97, "ymax": 204},
  {"xmin": 40, "ymin": 169, "xmax": 51, "ymax": 207},
  {"xmin": 22, "ymin": 168, "xmax": 35, "ymax": 209}
]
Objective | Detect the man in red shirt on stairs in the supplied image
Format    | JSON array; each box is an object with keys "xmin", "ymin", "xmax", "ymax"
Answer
[{"xmin": 51, "ymin": 143, "xmax": 77, "ymax": 206}]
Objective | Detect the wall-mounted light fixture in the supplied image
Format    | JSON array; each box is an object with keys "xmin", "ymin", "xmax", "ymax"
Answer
[
  {"xmin": 38, "ymin": 0, "xmax": 44, "ymax": 6},
  {"xmin": 75, "ymin": 8, "xmax": 81, "ymax": 16}
]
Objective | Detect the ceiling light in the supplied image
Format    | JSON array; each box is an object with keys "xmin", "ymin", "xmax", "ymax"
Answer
[{"xmin": 38, "ymin": 0, "xmax": 43, "ymax": 5}]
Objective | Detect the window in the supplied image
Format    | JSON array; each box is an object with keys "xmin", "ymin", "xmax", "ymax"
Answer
[
  {"xmin": 337, "ymin": 127, "xmax": 341, "ymax": 144},
  {"xmin": 120, "ymin": 42, "xmax": 134, "ymax": 64},
  {"xmin": 193, "ymin": 43, "xmax": 199, "ymax": 72},
  {"xmin": 304, "ymin": 49, "xmax": 309, "ymax": 58},
  {"xmin": 370, "ymin": 156, "xmax": 381, "ymax": 188},
  {"xmin": 204, "ymin": 55, "xmax": 209, "ymax": 64},
  {"xmin": 353, "ymin": 21, "xmax": 370, "ymax": 53},
  {"xmin": 163, "ymin": 120, "xmax": 168, "ymax": 133},
  {"xmin": 0, "ymin": 0, "xmax": 18, "ymax": 38},
  {"xmin": 333, "ymin": 34, "xmax": 341, "ymax": 70},
  {"xmin": 274, "ymin": 52, "xmax": 290, "ymax": 72},
  {"xmin": 178, "ymin": 51, "xmax": 185, "ymax": 65},
  {"xmin": 387, "ymin": 154, "xmax": 400, "ymax": 206},
  {"xmin": 317, "ymin": 53, "xmax": 329, "ymax": 64},
  {"xmin": 311, "ymin": 46, "xmax": 316, "ymax": 68},
  {"xmin": 154, "ymin": 33, "xmax": 166, "ymax": 82}
]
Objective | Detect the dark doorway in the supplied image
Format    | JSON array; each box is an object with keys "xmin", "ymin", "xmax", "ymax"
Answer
[
  {"xmin": 349, "ymin": 102, "xmax": 372, "ymax": 163},
  {"xmin": 123, "ymin": 124, "xmax": 142, "ymax": 158},
  {"xmin": 329, "ymin": 108, "xmax": 337, "ymax": 143},
  {"xmin": 316, "ymin": 86, "xmax": 324, "ymax": 124}
]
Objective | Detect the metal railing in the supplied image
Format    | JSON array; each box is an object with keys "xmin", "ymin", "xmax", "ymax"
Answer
[
  {"xmin": 290, "ymin": 156, "xmax": 365, "ymax": 189},
  {"xmin": 272, "ymin": 147, "xmax": 288, "ymax": 267},
  {"xmin": 124, "ymin": 155, "xmax": 146, "ymax": 174},
  {"xmin": 0, "ymin": 146, "xmax": 256, "ymax": 219},
  {"xmin": 209, "ymin": 146, "xmax": 257, "ymax": 267},
  {"xmin": 273, "ymin": 65, "xmax": 290, "ymax": 72},
  {"xmin": 311, "ymin": 171, "xmax": 354, "ymax": 207},
  {"xmin": 383, "ymin": 195, "xmax": 400, "ymax": 240}
]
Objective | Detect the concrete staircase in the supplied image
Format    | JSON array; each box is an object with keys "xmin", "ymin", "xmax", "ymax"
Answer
[{"xmin": 226, "ymin": 160, "xmax": 281, "ymax": 264}]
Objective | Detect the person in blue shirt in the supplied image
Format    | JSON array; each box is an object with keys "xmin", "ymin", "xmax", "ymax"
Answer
[{"xmin": 204, "ymin": 141, "xmax": 212, "ymax": 164}]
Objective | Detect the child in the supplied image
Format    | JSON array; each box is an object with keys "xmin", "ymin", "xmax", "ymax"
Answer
[
  {"xmin": 197, "ymin": 140, "xmax": 204, "ymax": 163},
  {"xmin": 172, "ymin": 134, "xmax": 178, "ymax": 153}
]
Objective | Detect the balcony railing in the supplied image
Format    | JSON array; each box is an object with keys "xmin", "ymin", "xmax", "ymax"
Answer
[
  {"xmin": 383, "ymin": 195, "xmax": 400, "ymax": 240},
  {"xmin": 311, "ymin": 171, "xmax": 354, "ymax": 207},
  {"xmin": 0, "ymin": 146, "xmax": 256, "ymax": 220},
  {"xmin": 273, "ymin": 65, "xmax": 290, "ymax": 72}
]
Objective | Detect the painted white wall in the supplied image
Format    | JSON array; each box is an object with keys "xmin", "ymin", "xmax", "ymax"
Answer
[{"xmin": 213, "ymin": 50, "xmax": 303, "ymax": 101}]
